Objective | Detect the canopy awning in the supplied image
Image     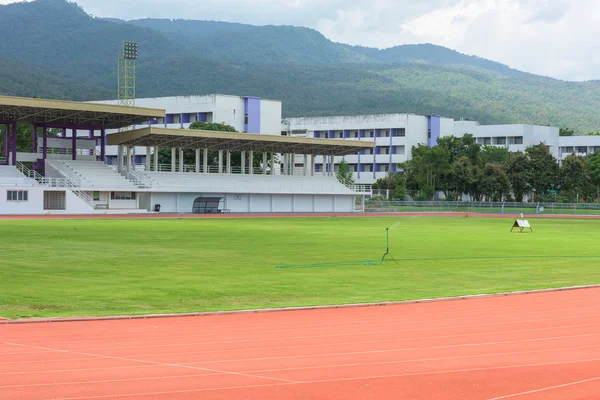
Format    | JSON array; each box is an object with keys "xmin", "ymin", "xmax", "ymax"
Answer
[
  {"xmin": 0, "ymin": 96, "xmax": 165, "ymax": 129},
  {"xmin": 107, "ymin": 127, "xmax": 375, "ymax": 155}
]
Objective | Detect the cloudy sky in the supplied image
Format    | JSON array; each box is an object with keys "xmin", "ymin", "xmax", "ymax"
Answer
[{"xmin": 3, "ymin": 0, "xmax": 598, "ymax": 81}]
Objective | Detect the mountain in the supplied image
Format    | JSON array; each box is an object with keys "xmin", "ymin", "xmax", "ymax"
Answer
[{"xmin": 0, "ymin": 0, "xmax": 599, "ymax": 133}]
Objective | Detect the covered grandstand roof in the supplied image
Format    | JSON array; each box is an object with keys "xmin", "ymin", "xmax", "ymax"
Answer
[
  {"xmin": 0, "ymin": 96, "xmax": 165, "ymax": 129},
  {"xmin": 107, "ymin": 127, "xmax": 376, "ymax": 155}
]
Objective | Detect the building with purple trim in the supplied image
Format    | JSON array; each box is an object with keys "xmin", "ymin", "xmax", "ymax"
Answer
[
  {"xmin": 282, "ymin": 114, "xmax": 454, "ymax": 184},
  {"xmin": 453, "ymin": 120, "xmax": 559, "ymax": 159},
  {"xmin": 91, "ymin": 95, "xmax": 282, "ymax": 164}
]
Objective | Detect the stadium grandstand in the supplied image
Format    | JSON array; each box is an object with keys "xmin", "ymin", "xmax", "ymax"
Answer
[{"xmin": 0, "ymin": 96, "xmax": 374, "ymax": 214}]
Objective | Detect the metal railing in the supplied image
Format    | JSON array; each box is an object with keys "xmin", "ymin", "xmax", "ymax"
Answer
[
  {"xmin": 364, "ymin": 200, "xmax": 600, "ymax": 216},
  {"xmin": 336, "ymin": 175, "xmax": 373, "ymax": 194},
  {"xmin": 104, "ymin": 157, "xmax": 154, "ymax": 189},
  {"xmin": 45, "ymin": 160, "xmax": 94, "ymax": 208}
]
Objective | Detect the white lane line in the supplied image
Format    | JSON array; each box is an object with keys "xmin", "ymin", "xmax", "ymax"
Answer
[
  {"xmin": 48, "ymin": 357, "xmax": 600, "ymax": 400},
  {"xmin": 486, "ymin": 376, "xmax": 600, "ymax": 399},
  {"xmin": 3, "ymin": 343, "xmax": 599, "ymax": 389},
  {"xmin": 3, "ymin": 342, "xmax": 300, "ymax": 385},
  {"xmin": 7, "ymin": 300, "xmax": 599, "ymax": 345},
  {"xmin": 4, "ymin": 311, "xmax": 599, "ymax": 358},
  {"xmin": 180, "ymin": 332, "xmax": 600, "ymax": 365}
]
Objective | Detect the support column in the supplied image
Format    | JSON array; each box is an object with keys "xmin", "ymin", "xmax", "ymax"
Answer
[
  {"xmin": 282, "ymin": 154, "xmax": 288, "ymax": 175},
  {"xmin": 126, "ymin": 146, "xmax": 132, "ymax": 174},
  {"xmin": 241, "ymin": 151, "xmax": 246, "ymax": 174},
  {"xmin": 262, "ymin": 152, "xmax": 267, "ymax": 175},
  {"xmin": 203, "ymin": 148, "xmax": 208, "ymax": 173},
  {"xmin": 179, "ymin": 148, "xmax": 184, "ymax": 172},
  {"xmin": 11, "ymin": 124, "xmax": 16, "ymax": 166},
  {"xmin": 218, "ymin": 150, "xmax": 223, "ymax": 173},
  {"xmin": 42, "ymin": 126, "xmax": 48, "ymax": 161},
  {"xmin": 271, "ymin": 152, "xmax": 276, "ymax": 176},
  {"xmin": 290, "ymin": 154, "xmax": 294, "ymax": 176},
  {"xmin": 3, "ymin": 124, "xmax": 8, "ymax": 163},
  {"xmin": 311, "ymin": 154, "xmax": 315, "ymax": 176},
  {"xmin": 61, "ymin": 128, "xmax": 67, "ymax": 138},
  {"xmin": 171, "ymin": 147, "xmax": 176, "ymax": 172},
  {"xmin": 322, "ymin": 155, "xmax": 327, "ymax": 176},
  {"xmin": 72, "ymin": 129, "xmax": 77, "ymax": 160},
  {"xmin": 31, "ymin": 124, "xmax": 37, "ymax": 153},
  {"xmin": 195, "ymin": 149, "xmax": 200, "ymax": 173},
  {"xmin": 226, "ymin": 151, "xmax": 231, "ymax": 174},
  {"xmin": 303, "ymin": 154, "xmax": 308, "ymax": 176},
  {"xmin": 153, "ymin": 146, "xmax": 159, "ymax": 171},
  {"xmin": 117, "ymin": 145, "xmax": 124, "ymax": 172},
  {"xmin": 145, "ymin": 146, "xmax": 151, "ymax": 171},
  {"xmin": 249, "ymin": 151, "xmax": 254, "ymax": 175},
  {"xmin": 100, "ymin": 129, "xmax": 106, "ymax": 161}
]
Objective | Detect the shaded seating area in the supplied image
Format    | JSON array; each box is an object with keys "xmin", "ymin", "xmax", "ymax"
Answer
[{"xmin": 192, "ymin": 197, "xmax": 229, "ymax": 213}]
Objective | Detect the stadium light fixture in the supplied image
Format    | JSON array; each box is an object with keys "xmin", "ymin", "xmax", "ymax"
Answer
[{"xmin": 122, "ymin": 41, "xmax": 138, "ymax": 60}]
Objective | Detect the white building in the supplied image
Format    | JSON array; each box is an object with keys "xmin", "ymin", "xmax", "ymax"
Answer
[
  {"xmin": 557, "ymin": 135, "xmax": 600, "ymax": 161},
  {"xmin": 282, "ymin": 114, "xmax": 455, "ymax": 184},
  {"xmin": 92, "ymin": 94, "xmax": 282, "ymax": 162},
  {"xmin": 453, "ymin": 121, "xmax": 560, "ymax": 158}
]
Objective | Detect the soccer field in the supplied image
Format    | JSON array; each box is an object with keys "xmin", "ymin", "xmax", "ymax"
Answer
[{"xmin": 2, "ymin": 216, "xmax": 600, "ymax": 319}]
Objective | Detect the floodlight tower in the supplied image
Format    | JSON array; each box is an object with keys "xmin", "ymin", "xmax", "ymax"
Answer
[{"xmin": 118, "ymin": 41, "xmax": 138, "ymax": 107}]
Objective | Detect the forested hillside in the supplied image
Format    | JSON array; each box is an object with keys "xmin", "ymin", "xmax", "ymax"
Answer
[{"xmin": 1, "ymin": 0, "xmax": 599, "ymax": 133}]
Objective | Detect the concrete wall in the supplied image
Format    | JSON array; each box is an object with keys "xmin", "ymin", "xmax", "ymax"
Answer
[
  {"xmin": 147, "ymin": 192, "xmax": 356, "ymax": 213},
  {"xmin": 0, "ymin": 187, "xmax": 93, "ymax": 214}
]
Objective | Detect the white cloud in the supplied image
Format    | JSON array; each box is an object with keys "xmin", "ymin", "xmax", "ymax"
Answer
[{"xmin": 1, "ymin": 0, "xmax": 598, "ymax": 80}]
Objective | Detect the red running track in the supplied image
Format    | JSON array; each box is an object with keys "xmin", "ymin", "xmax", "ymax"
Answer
[{"xmin": 1, "ymin": 288, "xmax": 600, "ymax": 400}]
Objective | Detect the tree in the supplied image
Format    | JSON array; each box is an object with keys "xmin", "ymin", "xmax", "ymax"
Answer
[
  {"xmin": 404, "ymin": 144, "xmax": 451, "ymax": 193},
  {"xmin": 479, "ymin": 163, "xmax": 510, "ymax": 201},
  {"xmin": 336, "ymin": 160, "xmax": 354, "ymax": 184},
  {"xmin": 372, "ymin": 171, "xmax": 407, "ymax": 200},
  {"xmin": 481, "ymin": 145, "xmax": 509, "ymax": 164},
  {"xmin": 525, "ymin": 144, "xmax": 559, "ymax": 200},
  {"xmin": 560, "ymin": 154, "xmax": 589, "ymax": 202},
  {"xmin": 505, "ymin": 152, "xmax": 531, "ymax": 202},
  {"xmin": 587, "ymin": 152, "xmax": 600, "ymax": 200},
  {"xmin": 559, "ymin": 127, "xmax": 575, "ymax": 136}
]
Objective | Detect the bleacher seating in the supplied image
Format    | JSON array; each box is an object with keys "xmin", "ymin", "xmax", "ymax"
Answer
[
  {"xmin": 0, "ymin": 166, "xmax": 38, "ymax": 187},
  {"xmin": 142, "ymin": 171, "xmax": 357, "ymax": 194},
  {"xmin": 54, "ymin": 160, "xmax": 138, "ymax": 190}
]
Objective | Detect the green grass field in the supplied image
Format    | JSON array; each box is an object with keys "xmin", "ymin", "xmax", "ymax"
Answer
[{"xmin": 2, "ymin": 216, "xmax": 600, "ymax": 319}]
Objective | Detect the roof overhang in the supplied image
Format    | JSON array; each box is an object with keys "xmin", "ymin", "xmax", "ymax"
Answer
[
  {"xmin": 107, "ymin": 127, "xmax": 375, "ymax": 155},
  {"xmin": 0, "ymin": 96, "xmax": 165, "ymax": 129}
]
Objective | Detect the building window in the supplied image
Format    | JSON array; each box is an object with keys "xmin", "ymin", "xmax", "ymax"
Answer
[
  {"xmin": 364, "ymin": 165, "xmax": 373, "ymax": 172},
  {"xmin": 93, "ymin": 191, "xmax": 100, "ymax": 201},
  {"xmin": 7, "ymin": 190, "xmax": 28, "ymax": 202},
  {"xmin": 383, "ymin": 130, "xmax": 390, "ymax": 137},
  {"xmin": 379, "ymin": 164, "xmax": 390, "ymax": 172},
  {"xmin": 495, "ymin": 137, "xmax": 507, "ymax": 145},
  {"xmin": 380, "ymin": 147, "xmax": 390, "ymax": 155},
  {"xmin": 427, "ymin": 129, "xmax": 431, "ymax": 139},
  {"xmin": 173, "ymin": 114, "xmax": 181, "ymax": 124},
  {"xmin": 350, "ymin": 131, "xmax": 359, "ymax": 138},
  {"xmin": 483, "ymin": 137, "xmax": 491, "ymax": 146},
  {"xmin": 509, "ymin": 137, "xmax": 523, "ymax": 145},
  {"xmin": 397, "ymin": 146, "xmax": 405, "ymax": 155},
  {"xmin": 577, "ymin": 147, "xmax": 587, "ymax": 154},
  {"xmin": 244, "ymin": 114, "xmax": 249, "ymax": 125},
  {"xmin": 366, "ymin": 131, "xmax": 374, "ymax": 138},
  {"xmin": 111, "ymin": 192, "xmax": 136, "ymax": 200},
  {"xmin": 398, "ymin": 128, "xmax": 406, "ymax": 137},
  {"xmin": 564, "ymin": 146, "xmax": 574, "ymax": 153},
  {"xmin": 361, "ymin": 149, "xmax": 374, "ymax": 155}
]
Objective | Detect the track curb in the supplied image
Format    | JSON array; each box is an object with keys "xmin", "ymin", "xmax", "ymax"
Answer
[{"xmin": 2, "ymin": 284, "xmax": 599, "ymax": 325}]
